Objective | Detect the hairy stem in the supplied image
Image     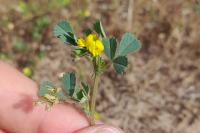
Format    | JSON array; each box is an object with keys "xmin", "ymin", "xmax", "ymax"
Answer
[{"xmin": 89, "ymin": 73, "xmax": 99, "ymax": 125}]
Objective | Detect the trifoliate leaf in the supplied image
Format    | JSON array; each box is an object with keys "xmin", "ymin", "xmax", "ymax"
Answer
[
  {"xmin": 93, "ymin": 20, "xmax": 106, "ymax": 38},
  {"xmin": 61, "ymin": 73, "xmax": 76, "ymax": 97},
  {"xmin": 117, "ymin": 33, "xmax": 141, "ymax": 56},
  {"xmin": 39, "ymin": 81, "xmax": 55, "ymax": 97},
  {"xmin": 53, "ymin": 21, "xmax": 76, "ymax": 45},
  {"xmin": 102, "ymin": 37, "xmax": 117, "ymax": 60},
  {"xmin": 113, "ymin": 56, "xmax": 128, "ymax": 74}
]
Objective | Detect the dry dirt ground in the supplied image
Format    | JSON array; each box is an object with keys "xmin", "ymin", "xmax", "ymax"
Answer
[{"xmin": 1, "ymin": 0, "xmax": 200, "ymax": 133}]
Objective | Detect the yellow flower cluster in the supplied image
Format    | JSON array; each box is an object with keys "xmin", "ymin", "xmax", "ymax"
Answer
[{"xmin": 77, "ymin": 34, "xmax": 104, "ymax": 57}]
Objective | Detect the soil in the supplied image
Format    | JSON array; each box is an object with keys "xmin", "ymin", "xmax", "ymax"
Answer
[{"xmin": 1, "ymin": 0, "xmax": 200, "ymax": 133}]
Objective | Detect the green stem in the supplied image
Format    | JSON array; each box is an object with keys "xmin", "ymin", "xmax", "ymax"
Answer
[{"xmin": 89, "ymin": 68, "xmax": 100, "ymax": 125}]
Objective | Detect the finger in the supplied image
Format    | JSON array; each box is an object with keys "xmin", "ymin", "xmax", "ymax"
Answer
[
  {"xmin": 0, "ymin": 62, "xmax": 89, "ymax": 133},
  {"xmin": 75, "ymin": 125, "xmax": 124, "ymax": 133},
  {"xmin": 0, "ymin": 129, "xmax": 7, "ymax": 133},
  {"xmin": 37, "ymin": 104, "xmax": 89, "ymax": 133}
]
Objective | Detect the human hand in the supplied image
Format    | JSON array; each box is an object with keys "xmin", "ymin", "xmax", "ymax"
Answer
[{"xmin": 0, "ymin": 61, "xmax": 124, "ymax": 133}]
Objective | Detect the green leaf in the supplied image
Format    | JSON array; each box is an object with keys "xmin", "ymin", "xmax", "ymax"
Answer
[
  {"xmin": 61, "ymin": 73, "xmax": 76, "ymax": 97},
  {"xmin": 93, "ymin": 20, "xmax": 106, "ymax": 38},
  {"xmin": 65, "ymin": 32, "xmax": 77, "ymax": 45},
  {"xmin": 76, "ymin": 90, "xmax": 88, "ymax": 104},
  {"xmin": 102, "ymin": 37, "xmax": 117, "ymax": 60},
  {"xmin": 53, "ymin": 21, "xmax": 76, "ymax": 45},
  {"xmin": 73, "ymin": 82, "xmax": 90, "ymax": 102},
  {"xmin": 113, "ymin": 56, "xmax": 128, "ymax": 74},
  {"xmin": 56, "ymin": 91, "xmax": 68, "ymax": 101},
  {"xmin": 39, "ymin": 81, "xmax": 55, "ymax": 97},
  {"xmin": 81, "ymin": 82, "xmax": 89, "ymax": 95},
  {"xmin": 73, "ymin": 48, "xmax": 87, "ymax": 57},
  {"xmin": 117, "ymin": 33, "xmax": 141, "ymax": 56},
  {"xmin": 54, "ymin": 20, "xmax": 73, "ymax": 35},
  {"xmin": 76, "ymin": 89, "xmax": 84, "ymax": 101}
]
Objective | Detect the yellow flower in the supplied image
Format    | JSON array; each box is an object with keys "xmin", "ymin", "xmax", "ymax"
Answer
[
  {"xmin": 86, "ymin": 34, "xmax": 97, "ymax": 45},
  {"xmin": 77, "ymin": 34, "xmax": 104, "ymax": 57},
  {"xmin": 86, "ymin": 34, "xmax": 104, "ymax": 57},
  {"xmin": 87, "ymin": 39, "xmax": 104, "ymax": 57},
  {"xmin": 77, "ymin": 38, "xmax": 86, "ymax": 48}
]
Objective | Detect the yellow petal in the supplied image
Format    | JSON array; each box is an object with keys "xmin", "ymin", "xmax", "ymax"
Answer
[
  {"xmin": 86, "ymin": 34, "xmax": 96, "ymax": 42},
  {"xmin": 77, "ymin": 38, "xmax": 86, "ymax": 48},
  {"xmin": 96, "ymin": 40, "xmax": 104, "ymax": 51}
]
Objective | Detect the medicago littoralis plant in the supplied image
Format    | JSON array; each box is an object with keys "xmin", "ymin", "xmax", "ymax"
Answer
[{"xmin": 36, "ymin": 20, "xmax": 141, "ymax": 125}]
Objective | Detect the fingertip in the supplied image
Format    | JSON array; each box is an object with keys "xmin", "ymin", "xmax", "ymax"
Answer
[{"xmin": 37, "ymin": 104, "xmax": 89, "ymax": 133}]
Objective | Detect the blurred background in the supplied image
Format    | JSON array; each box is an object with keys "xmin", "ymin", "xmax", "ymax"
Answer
[{"xmin": 0, "ymin": 0, "xmax": 200, "ymax": 132}]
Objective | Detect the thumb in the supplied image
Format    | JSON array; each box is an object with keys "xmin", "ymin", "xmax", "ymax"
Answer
[{"xmin": 75, "ymin": 124, "xmax": 124, "ymax": 133}]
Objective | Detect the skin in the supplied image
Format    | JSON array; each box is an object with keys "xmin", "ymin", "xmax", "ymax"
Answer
[{"xmin": 0, "ymin": 61, "xmax": 124, "ymax": 133}]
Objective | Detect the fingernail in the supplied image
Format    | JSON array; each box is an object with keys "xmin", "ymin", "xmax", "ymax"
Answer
[
  {"xmin": 94, "ymin": 127, "xmax": 122, "ymax": 133},
  {"xmin": 75, "ymin": 125, "xmax": 124, "ymax": 133}
]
